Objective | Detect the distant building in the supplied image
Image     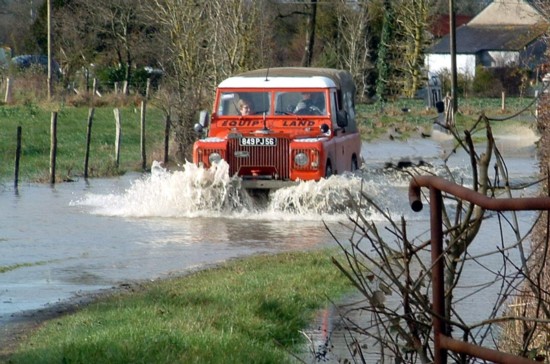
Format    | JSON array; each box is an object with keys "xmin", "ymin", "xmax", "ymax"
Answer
[
  {"xmin": 426, "ymin": 0, "xmax": 548, "ymax": 77},
  {"xmin": 429, "ymin": 14, "xmax": 472, "ymax": 38}
]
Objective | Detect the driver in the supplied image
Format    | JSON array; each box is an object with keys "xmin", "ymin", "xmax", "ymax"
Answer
[{"xmin": 294, "ymin": 92, "xmax": 314, "ymax": 113}]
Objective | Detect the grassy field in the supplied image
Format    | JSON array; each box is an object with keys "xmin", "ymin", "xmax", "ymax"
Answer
[
  {"xmin": 0, "ymin": 103, "xmax": 167, "ymax": 183},
  {"xmin": 6, "ymin": 249, "xmax": 352, "ymax": 364}
]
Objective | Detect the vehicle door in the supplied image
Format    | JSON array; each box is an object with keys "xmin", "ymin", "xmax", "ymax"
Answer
[{"xmin": 330, "ymin": 90, "xmax": 348, "ymax": 174}]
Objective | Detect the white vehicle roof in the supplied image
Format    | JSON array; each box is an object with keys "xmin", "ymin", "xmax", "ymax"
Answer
[
  {"xmin": 218, "ymin": 76, "xmax": 336, "ymax": 89},
  {"xmin": 218, "ymin": 67, "xmax": 355, "ymax": 93}
]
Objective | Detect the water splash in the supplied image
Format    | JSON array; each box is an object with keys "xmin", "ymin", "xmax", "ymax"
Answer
[
  {"xmin": 73, "ymin": 161, "xmax": 381, "ymax": 221},
  {"xmin": 267, "ymin": 174, "xmax": 373, "ymax": 216},
  {"xmin": 75, "ymin": 161, "xmax": 255, "ymax": 218}
]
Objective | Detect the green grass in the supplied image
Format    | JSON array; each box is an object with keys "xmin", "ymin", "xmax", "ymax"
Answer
[
  {"xmin": 8, "ymin": 249, "xmax": 352, "ymax": 364},
  {"xmin": 0, "ymin": 261, "xmax": 51, "ymax": 273},
  {"xmin": 0, "ymin": 103, "xmax": 167, "ymax": 182}
]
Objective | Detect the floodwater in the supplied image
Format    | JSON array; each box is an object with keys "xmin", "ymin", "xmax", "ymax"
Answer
[{"xmin": 0, "ymin": 126, "xmax": 542, "ymax": 359}]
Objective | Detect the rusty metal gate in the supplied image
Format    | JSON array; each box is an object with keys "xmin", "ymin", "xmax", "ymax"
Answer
[{"xmin": 409, "ymin": 175, "xmax": 550, "ymax": 364}]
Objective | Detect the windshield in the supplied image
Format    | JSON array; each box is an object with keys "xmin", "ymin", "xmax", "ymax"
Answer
[
  {"xmin": 217, "ymin": 91, "xmax": 327, "ymax": 116},
  {"xmin": 274, "ymin": 91, "xmax": 326, "ymax": 115},
  {"xmin": 217, "ymin": 92, "xmax": 270, "ymax": 116}
]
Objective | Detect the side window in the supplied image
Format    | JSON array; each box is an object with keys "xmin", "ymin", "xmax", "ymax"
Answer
[
  {"xmin": 343, "ymin": 91, "xmax": 356, "ymax": 123},
  {"xmin": 330, "ymin": 92, "xmax": 338, "ymax": 128}
]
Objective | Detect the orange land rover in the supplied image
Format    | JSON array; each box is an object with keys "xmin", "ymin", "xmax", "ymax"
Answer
[{"xmin": 193, "ymin": 67, "xmax": 362, "ymax": 190}]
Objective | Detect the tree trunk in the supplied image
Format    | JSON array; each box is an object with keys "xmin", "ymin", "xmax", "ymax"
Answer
[{"xmin": 301, "ymin": 0, "xmax": 317, "ymax": 67}]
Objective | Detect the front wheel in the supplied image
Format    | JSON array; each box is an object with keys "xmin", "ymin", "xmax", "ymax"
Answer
[
  {"xmin": 351, "ymin": 155, "xmax": 358, "ymax": 172},
  {"xmin": 325, "ymin": 161, "xmax": 333, "ymax": 178}
]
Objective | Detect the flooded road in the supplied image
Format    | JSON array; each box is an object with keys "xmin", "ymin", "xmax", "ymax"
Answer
[
  {"xmin": 0, "ymin": 127, "xmax": 541, "ymax": 352},
  {"xmin": 0, "ymin": 176, "xmax": 344, "ymax": 319}
]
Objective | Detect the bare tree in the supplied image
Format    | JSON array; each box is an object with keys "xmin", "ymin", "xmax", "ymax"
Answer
[
  {"xmin": 393, "ymin": 0, "xmax": 432, "ymax": 98},
  {"xmin": 147, "ymin": 0, "xmax": 212, "ymax": 162},
  {"xmin": 54, "ymin": 0, "xmax": 157, "ymax": 94},
  {"xmin": 301, "ymin": 0, "xmax": 317, "ymax": 67},
  {"xmin": 206, "ymin": 0, "xmax": 267, "ymax": 85},
  {"xmin": 53, "ymin": 2, "xmax": 99, "ymax": 86},
  {"xmin": 146, "ymin": 0, "xmax": 281, "ymax": 162},
  {"xmin": 0, "ymin": 0, "xmax": 43, "ymax": 53},
  {"xmin": 323, "ymin": 0, "xmax": 373, "ymax": 100}
]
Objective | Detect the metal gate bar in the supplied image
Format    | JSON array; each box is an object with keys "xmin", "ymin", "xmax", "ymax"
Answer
[{"xmin": 408, "ymin": 175, "xmax": 550, "ymax": 364}]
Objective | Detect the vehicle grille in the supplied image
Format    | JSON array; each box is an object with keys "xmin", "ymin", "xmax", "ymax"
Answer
[{"xmin": 227, "ymin": 138, "xmax": 290, "ymax": 179}]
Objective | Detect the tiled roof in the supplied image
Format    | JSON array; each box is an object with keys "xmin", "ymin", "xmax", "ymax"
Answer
[
  {"xmin": 429, "ymin": 14, "xmax": 473, "ymax": 38},
  {"xmin": 429, "ymin": 23, "xmax": 548, "ymax": 54}
]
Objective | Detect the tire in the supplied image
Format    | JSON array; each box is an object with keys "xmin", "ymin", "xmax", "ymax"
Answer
[
  {"xmin": 325, "ymin": 161, "xmax": 333, "ymax": 178},
  {"xmin": 351, "ymin": 155, "xmax": 358, "ymax": 172}
]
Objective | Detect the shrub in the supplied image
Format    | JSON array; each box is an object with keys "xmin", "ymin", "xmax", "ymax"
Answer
[
  {"xmin": 473, "ymin": 66, "xmax": 531, "ymax": 97},
  {"xmin": 95, "ymin": 65, "xmax": 162, "ymax": 96},
  {"xmin": 472, "ymin": 66, "xmax": 503, "ymax": 97}
]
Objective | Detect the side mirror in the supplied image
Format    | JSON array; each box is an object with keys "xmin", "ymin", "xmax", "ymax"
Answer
[
  {"xmin": 199, "ymin": 110, "xmax": 210, "ymax": 128},
  {"xmin": 336, "ymin": 111, "xmax": 348, "ymax": 127},
  {"xmin": 194, "ymin": 123, "xmax": 204, "ymax": 133},
  {"xmin": 194, "ymin": 110, "xmax": 210, "ymax": 134}
]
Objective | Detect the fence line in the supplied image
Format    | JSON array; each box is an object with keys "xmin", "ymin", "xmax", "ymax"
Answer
[
  {"xmin": 49, "ymin": 112, "xmax": 57, "ymax": 184},
  {"xmin": 84, "ymin": 108, "xmax": 94, "ymax": 179},
  {"xmin": 140, "ymin": 100, "xmax": 147, "ymax": 171},
  {"xmin": 14, "ymin": 125, "xmax": 21, "ymax": 189},
  {"xmin": 114, "ymin": 108, "xmax": 122, "ymax": 168}
]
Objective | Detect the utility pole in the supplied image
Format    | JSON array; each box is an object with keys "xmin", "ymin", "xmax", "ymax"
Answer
[
  {"xmin": 449, "ymin": 0, "xmax": 458, "ymax": 112},
  {"xmin": 47, "ymin": 0, "xmax": 53, "ymax": 100}
]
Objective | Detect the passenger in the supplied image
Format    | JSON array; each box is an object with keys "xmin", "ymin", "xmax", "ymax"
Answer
[{"xmin": 238, "ymin": 99, "xmax": 254, "ymax": 115}]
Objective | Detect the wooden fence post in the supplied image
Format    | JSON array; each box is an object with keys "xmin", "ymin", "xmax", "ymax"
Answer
[
  {"xmin": 4, "ymin": 77, "xmax": 11, "ymax": 103},
  {"xmin": 49, "ymin": 112, "xmax": 58, "ymax": 184},
  {"xmin": 140, "ymin": 100, "xmax": 147, "ymax": 170},
  {"xmin": 114, "ymin": 108, "xmax": 121, "ymax": 168},
  {"xmin": 14, "ymin": 126, "xmax": 21, "ymax": 189},
  {"xmin": 164, "ymin": 114, "xmax": 170, "ymax": 165},
  {"xmin": 501, "ymin": 91, "xmax": 506, "ymax": 112},
  {"xmin": 84, "ymin": 108, "xmax": 94, "ymax": 179}
]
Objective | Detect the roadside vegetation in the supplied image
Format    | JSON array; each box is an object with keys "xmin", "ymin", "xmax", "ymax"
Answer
[
  {"xmin": 6, "ymin": 249, "xmax": 352, "ymax": 364},
  {"xmin": 357, "ymin": 95, "xmax": 538, "ymax": 141}
]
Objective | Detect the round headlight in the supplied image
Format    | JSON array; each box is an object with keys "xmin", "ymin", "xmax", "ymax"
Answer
[
  {"xmin": 209, "ymin": 152, "xmax": 222, "ymax": 164},
  {"xmin": 294, "ymin": 152, "xmax": 309, "ymax": 167}
]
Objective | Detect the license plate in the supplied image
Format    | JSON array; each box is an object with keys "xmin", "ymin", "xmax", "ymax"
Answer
[{"xmin": 239, "ymin": 137, "xmax": 277, "ymax": 146}]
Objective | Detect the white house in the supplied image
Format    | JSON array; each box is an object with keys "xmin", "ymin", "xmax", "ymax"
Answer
[{"xmin": 425, "ymin": 0, "xmax": 548, "ymax": 78}]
